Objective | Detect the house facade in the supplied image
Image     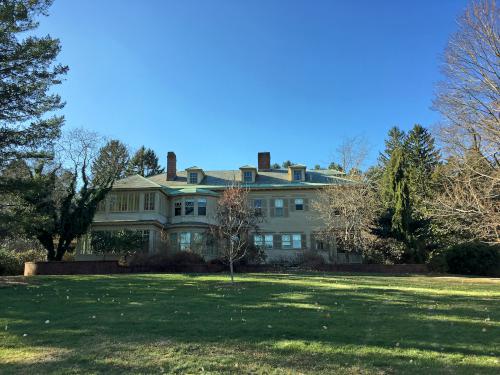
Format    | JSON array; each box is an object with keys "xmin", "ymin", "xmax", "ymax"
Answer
[{"xmin": 77, "ymin": 152, "xmax": 361, "ymax": 264}]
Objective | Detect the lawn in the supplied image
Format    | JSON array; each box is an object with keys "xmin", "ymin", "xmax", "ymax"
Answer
[{"xmin": 0, "ymin": 273, "xmax": 499, "ymax": 374}]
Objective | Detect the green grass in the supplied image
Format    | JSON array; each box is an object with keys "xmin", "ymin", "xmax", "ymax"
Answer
[{"xmin": 0, "ymin": 273, "xmax": 499, "ymax": 374}]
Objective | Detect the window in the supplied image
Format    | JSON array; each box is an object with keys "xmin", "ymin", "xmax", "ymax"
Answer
[
  {"xmin": 281, "ymin": 234, "xmax": 292, "ymax": 249},
  {"xmin": 185, "ymin": 200, "xmax": 194, "ymax": 215},
  {"xmin": 179, "ymin": 232, "xmax": 191, "ymax": 251},
  {"xmin": 293, "ymin": 170, "xmax": 302, "ymax": 181},
  {"xmin": 254, "ymin": 234, "xmax": 264, "ymax": 248},
  {"xmin": 109, "ymin": 193, "xmax": 139, "ymax": 212},
  {"xmin": 275, "ymin": 199, "xmax": 284, "ymax": 216},
  {"xmin": 264, "ymin": 234, "xmax": 273, "ymax": 249},
  {"xmin": 198, "ymin": 199, "xmax": 207, "ymax": 216},
  {"xmin": 174, "ymin": 201, "xmax": 182, "ymax": 216},
  {"xmin": 315, "ymin": 240, "xmax": 325, "ymax": 250},
  {"xmin": 253, "ymin": 199, "xmax": 263, "ymax": 215},
  {"xmin": 189, "ymin": 172, "xmax": 198, "ymax": 184},
  {"xmin": 292, "ymin": 234, "xmax": 302, "ymax": 249},
  {"xmin": 193, "ymin": 232, "xmax": 204, "ymax": 251},
  {"xmin": 243, "ymin": 171, "xmax": 253, "ymax": 183},
  {"xmin": 170, "ymin": 233, "xmax": 178, "ymax": 249},
  {"xmin": 295, "ymin": 198, "xmax": 304, "ymax": 211},
  {"xmin": 144, "ymin": 192, "xmax": 155, "ymax": 211}
]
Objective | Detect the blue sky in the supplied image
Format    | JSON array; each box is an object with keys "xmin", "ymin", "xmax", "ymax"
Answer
[{"xmin": 37, "ymin": 0, "xmax": 467, "ymax": 171}]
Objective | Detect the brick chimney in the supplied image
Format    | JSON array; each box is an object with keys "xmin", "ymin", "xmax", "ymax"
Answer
[
  {"xmin": 167, "ymin": 152, "xmax": 176, "ymax": 181},
  {"xmin": 258, "ymin": 152, "xmax": 270, "ymax": 171}
]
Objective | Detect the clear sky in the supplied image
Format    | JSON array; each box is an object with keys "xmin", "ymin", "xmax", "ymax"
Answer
[{"xmin": 37, "ymin": 0, "xmax": 468, "ymax": 171}]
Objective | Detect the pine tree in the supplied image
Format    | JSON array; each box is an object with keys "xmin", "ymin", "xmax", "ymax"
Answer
[
  {"xmin": 378, "ymin": 127, "xmax": 405, "ymax": 166},
  {"xmin": 404, "ymin": 124, "xmax": 440, "ymax": 203},
  {"xmin": 91, "ymin": 140, "xmax": 129, "ymax": 184},
  {"xmin": 126, "ymin": 146, "xmax": 164, "ymax": 177}
]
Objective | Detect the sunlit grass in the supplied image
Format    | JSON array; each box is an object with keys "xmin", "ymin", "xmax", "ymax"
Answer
[{"xmin": 0, "ymin": 273, "xmax": 499, "ymax": 374}]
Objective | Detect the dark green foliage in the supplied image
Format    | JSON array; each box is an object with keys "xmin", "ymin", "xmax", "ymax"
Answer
[
  {"xmin": 0, "ymin": 0, "xmax": 67, "ymax": 234},
  {"xmin": 91, "ymin": 140, "xmax": 129, "ymax": 184},
  {"xmin": 281, "ymin": 160, "xmax": 293, "ymax": 168},
  {"xmin": 270, "ymin": 163, "xmax": 281, "ymax": 169},
  {"xmin": 90, "ymin": 230, "xmax": 146, "ymax": 256},
  {"xmin": 126, "ymin": 146, "xmax": 164, "ymax": 177},
  {"xmin": 0, "ymin": 0, "xmax": 67, "ymax": 167},
  {"xmin": 404, "ymin": 124, "xmax": 440, "ymax": 203},
  {"xmin": 378, "ymin": 126, "xmax": 405, "ymax": 166},
  {"xmin": 429, "ymin": 242, "xmax": 500, "ymax": 277},
  {"xmin": 0, "ymin": 248, "xmax": 45, "ymax": 275}
]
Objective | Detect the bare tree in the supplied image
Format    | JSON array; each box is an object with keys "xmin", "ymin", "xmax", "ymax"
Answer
[
  {"xmin": 211, "ymin": 183, "xmax": 261, "ymax": 283},
  {"xmin": 432, "ymin": 0, "xmax": 499, "ymax": 242},
  {"xmin": 312, "ymin": 175, "xmax": 377, "ymax": 262},
  {"xmin": 335, "ymin": 136, "xmax": 369, "ymax": 174}
]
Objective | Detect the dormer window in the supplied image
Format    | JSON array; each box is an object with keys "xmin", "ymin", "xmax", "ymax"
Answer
[
  {"xmin": 189, "ymin": 172, "xmax": 198, "ymax": 184},
  {"xmin": 243, "ymin": 171, "xmax": 252, "ymax": 183},
  {"xmin": 239, "ymin": 166, "xmax": 257, "ymax": 183},
  {"xmin": 288, "ymin": 164, "xmax": 306, "ymax": 182}
]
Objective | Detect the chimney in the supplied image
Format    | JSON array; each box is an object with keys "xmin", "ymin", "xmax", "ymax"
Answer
[
  {"xmin": 167, "ymin": 152, "xmax": 176, "ymax": 181},
  {"xmin": 258, "ymin": 152, "xmax": 270, "ymax": 171}
]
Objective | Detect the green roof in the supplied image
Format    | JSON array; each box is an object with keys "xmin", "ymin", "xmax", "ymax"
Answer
[{"xmin": 168, "ymin": 187, "xmax": 219, "ymax": 197}]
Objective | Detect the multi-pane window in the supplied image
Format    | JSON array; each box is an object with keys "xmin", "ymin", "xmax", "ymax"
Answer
[
  {"xmin": 253, "ymin": 199, "xmax": 263, "ymax": 215},
  {"xmin": 254, "ymin": 235, "xmax": 264, "ymax": 248},
  {"xmin": 198, "ymin": 199, "xmax": 207, "ymax": 216},
  {"xmin": 109, "ymin": 193, "xmax": 139, "ymax": 212},
  {"xmin": 189, "ymin": 172, "xmax": 198, "ymax": 184},
  {"xmin": 144, "ymin": 192, "xmax": 155, "ymax": 211},
  {"xmin": 293, "ymin": 170, "xmax": 302, "ymax": 181},
  {"xmin": 179, "ymin": 232, "xmax": 191, "ymax": 251},
  {"xmin": 264, "ymin": 234, "xmax": 273, "ymax": 249},
  {"xmin": 292, "ymin": 234, "xmax": 302, "ymax": 249},
  {"xmin": 140, "ymin": 230, "xmax": 150, "ymax": 252},
  {"xmin": 174, "ymin": 201, "xmax": 182, "ymax": 216},
  {"xmin": 170, "ymin": 233, "xmax": 178, "ymax": 249},
  {"xmin": 281, "ymin": 234, "xmax": 292, "ymax": 249},
  {"xmin": 275, "ymin": 199, "xmax": 284, "ymax": 216},
  {"xmin": 193, "ymin": 232, "xmax": 204, "ymax": 251},
  {"xmin": 185, "ymin": 200, "xmax": 194, "ymax": 215},
  {"xmin": 295, "ymin": 198, "xmax": 304, "ymax": 211},
  {"xmin": 243, "ymin": 171, "xmax": 253, "ymax": 183}
]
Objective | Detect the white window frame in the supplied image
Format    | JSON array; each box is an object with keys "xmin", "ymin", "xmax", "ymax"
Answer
[
  {"xmin": 174, "ymin": 201, "xmax": 182, "ymax": 216},
  {"xmin": 179, "ymin": 232, "xmax": 191, "ymax": 251},
  {"xmin": 264, "ymin": 234, "xmax": 273, "ymax": 249},
  {"xmin": 243, "ymin": 171, "xmax": 253, "ymax": 183},
  {"xmin": 275, "ymin": 198, "xmax": 284, "ymax": 216},
  {"xmin": 292, "ymin": 234, "xmax": 302, "ymax": 249},
  {"xmin": 197, "ymin": 199, "xmax": 207, "ymax": 216},
  {"xmin": 281, "ymin": 234, "xmax": 292, "ymax": 249},
  {"xmin": 189, "ymin": 172, "xmax": 198, "ymax": 184},
  {"xmin": 293, "ymin": 170, "xmax": 302, "ymax": 181},
  {"xmin": 185, "ymin": 200, "xmax": 194, "ymax": 215},
  {"xmin": 144, "ymin": 192, "xmax": 155, "ymax": 211},
  {"xmin": 294, "ymin": 198, "xmax": 304, "ymax": 211}
]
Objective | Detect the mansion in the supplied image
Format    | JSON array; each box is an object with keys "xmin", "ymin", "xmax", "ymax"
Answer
[{"xmin": 78, "ymin": 152, "xmax": 361, "ymax": 263}]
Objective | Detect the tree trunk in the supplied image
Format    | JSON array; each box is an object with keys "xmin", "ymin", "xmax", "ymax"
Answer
[
  {"xmin": 38, "ymin": 234, "xmax": 55, "ymax": 261},
  {"xmin": 229, "ymin": 259, "xmax": 234, "ymax": 284}
]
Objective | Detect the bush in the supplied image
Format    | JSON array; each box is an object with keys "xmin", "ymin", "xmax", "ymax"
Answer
[
  {"xmin": 296, "ymin": 251, "xmax": 326, "ymax": 270},
  {"xmin": 428, "ymin": 242, "xmax": 500, "ymax": 276},
  {"xmin": 0, "ymin": 248, "xmax": 46, "ymax": 276},
  {"xmin": 128, "ymin": 251, "xmax": 206, "ymax": 272}
]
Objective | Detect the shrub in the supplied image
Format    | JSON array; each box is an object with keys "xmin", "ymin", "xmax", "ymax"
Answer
[
  {"xmin": 296, "ymin": 251, "xmax": 326, "ymax": 270},
  {"xmin": 128, "ymin": 251, "xmax": 206, "ymax": 272},
  {"xmin": 0, "ymin": 248, "xmax": 46, "ymax": 276},
  {"xmin": 428, "ymin": 242, "xmax": 500, "ymax": 276}
]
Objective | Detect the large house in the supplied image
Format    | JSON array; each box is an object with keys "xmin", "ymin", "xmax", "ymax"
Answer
[{"xmin": 77, "ymin": 152, "xmax": 361, "ymax": 264}]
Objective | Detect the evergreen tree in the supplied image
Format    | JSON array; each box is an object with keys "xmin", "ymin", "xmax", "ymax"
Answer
[
  {"xmin": 0, "ymin": 0, "xmax": 67, "ymax": 168},
  {"xmin": 91, "ymin": 140, "xmax": 129, "ymax": 184},
  {"xmin": 328, "ymin": 162, "xmax": 343, "ymax": 171},
  {"xmin": 281, "ymin": 160, "xmax": 293, "ymax": 168},
  {"xmin": 271, "ymin": 163, "xmax": 281, "ymax": 169},
  {"xmin": 378, "ymin": 127, "xmax": 405, "ymax": 166},
  {"xmin": 404, "ymin": 124, "xmax": 440, "ymax": 203},
  {"xmin": 0, "ymin": 0, "xmax": 67, "ymax": 236},
  {"xmin": 126, "ymin": 146, "xmax": 164, "ymax": 177}
]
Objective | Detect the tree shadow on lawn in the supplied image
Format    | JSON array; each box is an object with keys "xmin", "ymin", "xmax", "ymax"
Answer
[{"xmin": 1, "ymin": 273, "xmax": 499, "ymax": 374}]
